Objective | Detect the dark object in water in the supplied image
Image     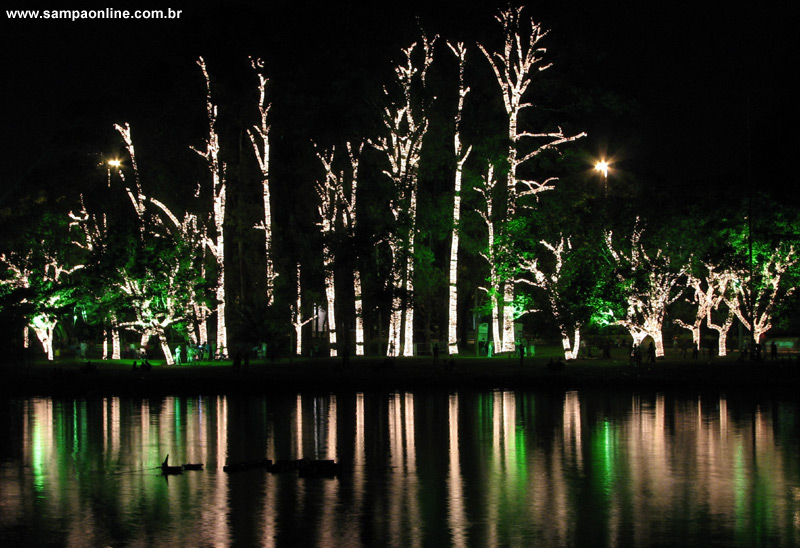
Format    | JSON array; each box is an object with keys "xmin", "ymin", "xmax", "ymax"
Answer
[
  {"xmin": 161, "ymin": 455, "xmax": 183, "ymax": 475},
  {"xmin": 223, "ymin": 458, "xmax": 273, "ymax": 473},
  {"xmin": 182, "ymin": 463, "xmax": 204, "ymax": 471},
  {"xmin": 297, "ymin": 459, "xmax": 339, "ymax": 478},
  {"xmin": 269, "ymin": 458, "xmax": 339, "ymax": 477}
]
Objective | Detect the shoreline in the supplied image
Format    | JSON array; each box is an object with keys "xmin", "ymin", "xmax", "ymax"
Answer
[{"xmin": 2, "ymin": 353, "xmax": 799, "ymax": 398}]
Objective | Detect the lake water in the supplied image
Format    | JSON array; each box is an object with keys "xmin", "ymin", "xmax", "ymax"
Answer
[{"xmin": 1, "ymin": 390, "xmax": 798, "ymax": 547}]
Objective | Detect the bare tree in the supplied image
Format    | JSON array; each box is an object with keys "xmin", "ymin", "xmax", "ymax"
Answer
[
  {"xmin": 371, "ymin": 33, "xmax": 436, "ymax": 357},
  {"xmin": 478, "ymin": 6, "xmax": 586, "ymax": 351},
  {"xmin": 246, "ymin": 57, "xmax": 278, "ymax": 306},
  {"xmin": 290, "ymin": 264, "xmax": 317, "ymax": 356},
  {"xmin": 446, "ymin": 41, "xmax": 473, "ymax": 355},
  {"xmin": 190, "ymin": 56, "xmax": 228, "ymax": 357},
  {"xmin": 474, "ymin": 165, "xmax": 503, "ymax": 353},
  {"xmin": 315, "ymin": 142, "xmax": 365, "ymax": 356}
]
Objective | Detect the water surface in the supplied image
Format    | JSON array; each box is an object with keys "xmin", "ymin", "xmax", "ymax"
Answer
[{"xmin": 1, "ymin": 390, "xmax": 798, "ymax": 547}]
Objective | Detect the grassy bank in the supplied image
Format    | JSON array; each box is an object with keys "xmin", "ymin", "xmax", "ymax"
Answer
[{"xmin": 2, "ymin": 347, "xmax": 799, "ymax": 398}]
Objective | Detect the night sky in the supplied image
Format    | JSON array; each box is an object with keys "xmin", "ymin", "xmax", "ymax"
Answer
[{"xmin": 3, "ymin": 0, "xmax": 798, "ymax": 208}]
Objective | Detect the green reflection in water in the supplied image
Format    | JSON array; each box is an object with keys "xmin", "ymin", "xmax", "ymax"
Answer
[
  {"xmin": 175, "ymin": 397, "xmax": 183, "ymax": 448},
  {"xmin": 31, "ymin": 410, "xmax": 44, "ymax": 496},
  {"xmin": 73, "ymin": 400, "xmax": 79, "ymax": 451},
  {"xmin": 593, "ymin": 419, "xmax": 617, "ymax": 495}
]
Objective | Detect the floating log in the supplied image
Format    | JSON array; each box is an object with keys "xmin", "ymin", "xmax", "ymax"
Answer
[
  {"xmin": 161, "ymin": 455, "xmax": 183, "ymax": 475},
  {"xmin": 267, "ymin": 458, "xmax": 340, "ymax": 477},
  {"xmin": 267, "ymin": 459, "xmax": 300, "ymax": 474},
  {"xmin": 223, "ymin": 458, "xmax": 273, "ymax": 473},
  {"xmin": 182, "ymin": 463, "xmax": 204, "ymax": 471}
]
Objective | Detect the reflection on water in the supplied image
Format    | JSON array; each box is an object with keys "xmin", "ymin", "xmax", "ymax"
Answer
[{"xmin": 1, "ymin": 390, "xmax": 798, "ymax": 547}]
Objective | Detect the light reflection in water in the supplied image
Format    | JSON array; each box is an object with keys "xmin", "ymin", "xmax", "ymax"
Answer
[
  {"xmin": 1, "ymin": 391, "xmax": 798, "ymax": 547},
  {"xmin": 447, "ymin": 393, "xmax": 467, "ymax": 548}
]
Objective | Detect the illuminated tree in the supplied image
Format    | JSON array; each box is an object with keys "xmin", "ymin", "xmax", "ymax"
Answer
[
  {"xmin": 446, "ymin": 41, "xmax": 473, "ymax": 355},
  {"xmin": 729, "ymin": 242, "xmax": 797, "ymax": 344},
  {"xmin": 1, "ymin": 213, "xmax": 82, "ymax": 360},
  {"xmin": 371, "ymin": 33, "xmax": 436, "ymax": 357},
  {"xmin": 605, "ymin": 220, "xmax": 686, "ymax": 357},
  {"xmin": 68, "ymin": 196, "xmax": 121, "ymax": 359},
  {"xmin": 314, "ymin": 141, "xmax": 364, "ymax": 356},
  {"xmin": 474, "ymin": 164, "xmax": 503, "ymax": 352},
  {"xmin": 674, "ymin": 262, "xmax": 740, "ymax": 356},
  {"xmin": 1, "ymin": 249, "xmax": 80, "ymax": 361},
  {"xmin": 516, "ymin": 235, "xmax": 582, "ymax": 360},
  {"xmin": 315, "ymin": 146, "xmax": 341, "ymax": 357},
  {"xmin": 113, "ymin": 122, "xmax": 212, "ymax": 348},
  {"xmin": 290, "ymin": 264, "xmax": 316, "ymax": 356},
  {"xmin": 704, "ymin": 266, "xmax": 740, "ymax": 356},
  {"xmin": 478, "ymin": 6, "xmax": 586, "ymax": 351},
  {"xmin": 113, "ymin": 235, "xmax": 197, "ymax": 366},
  {"xmin": 672, "ymin": 263, "xmax": 714, "ymax": 353},
  {"xmin": 191, "ymin": 56, "xmax": 228, "ymax": 357},
  {"xmin": 246, "ymin": 57, "xmax": 278, "ymax": 306}
]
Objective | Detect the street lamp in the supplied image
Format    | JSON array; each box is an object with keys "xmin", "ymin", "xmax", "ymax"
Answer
[
  {"xmin": 107, "ymin": 159, "xmax": 121, "ymax": 187},
  {"xmin": 595, "ymin": 160, "xmax": 609, "ymax": 196}
]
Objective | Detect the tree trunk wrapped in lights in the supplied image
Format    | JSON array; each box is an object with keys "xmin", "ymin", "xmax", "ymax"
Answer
[
  {"xmin": 341, "ymin": 143, "xmax": 365, "ymax": 356},
  {"xmin": 704, "ymin": 266, "xmax": 740, "ymax": 356},
  {"xmin": 315, "ymin": 142, "xmax": 365, "ymax": 356},
  {"xmin": 246, "ymin": 57, "xmax": 278, "ymax": 306},
  {"xmin": 290, "ymin": 264, "xmax": 316, "ymax": 356},
  {"xmin": 474, "ymin": 165, "xmax": 503, "ymax": 354},
  {"xmin": 371, "ymin": 33, "xmax": 436, "ymax": 357},
  {"xmin": 605, "ymin": 221, "xmax": 686, "ymax": 358},
  {"xmin": 674, "ymin": 264, "xmax": 740, "ymax": 356},
  {"xmin": 673, "ymin": 266, "xmax": 714, "ymax": 353},
  {"xmin": 516, "ymin": 236, "xmax": 581, "ymax": 360},
  {"xmin": 446, "ymin": 41, "xmax": 473, "ymax": 356},
  {"xmin": 112, "ymin": 122, "xmax": 146, "ymax": 223},
  {"xmin": 191, "ymin": 56, "xmax": 228, "ymax": 357},
  {"xmin": 478, "ymin": 6, "xmax": 586, "ymax": 352},
  {"xmin": 315, "ymin": 146, "xmax": 341, "ymax": 357}
]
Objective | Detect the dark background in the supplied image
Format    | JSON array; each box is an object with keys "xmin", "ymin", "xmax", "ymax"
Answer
[{"xmin": 3, "ymin": 0, "xmax": 797, "ymax": 200}]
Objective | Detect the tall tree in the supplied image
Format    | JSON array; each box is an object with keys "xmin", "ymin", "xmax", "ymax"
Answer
[
  {"xmin": 474, "ymin": 164, "xmax": 503, "ymax": 353},
  {"xmin": 191, "ymin": 57, "xmax": 228, "ymax": 356},
  {"xmin": 113, "ymin": 122, "xmax": 212, "ymax": 348},
  {"xmin": 478, "ymin": 6, "xmax": 586, "ymax": 351},
  {"xmin": 371, "ymin": 33, "xmax": 436, "ymax": 357},
  {"xmin": 246, "ymin": 57, "xmax": 278, "ymax": 306},
  {"xmin": 446, "ymin": 41, "xmax": 473, "ymax": 355}
]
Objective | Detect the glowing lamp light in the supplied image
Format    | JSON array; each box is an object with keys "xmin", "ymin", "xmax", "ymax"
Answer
[
  {"xmin": 595, "ymin": 161, "xmax": 609, "ymax": 178},
  {"xmin": 108, "ymin": 159, "xmax": 121, "ymax": 168}
]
